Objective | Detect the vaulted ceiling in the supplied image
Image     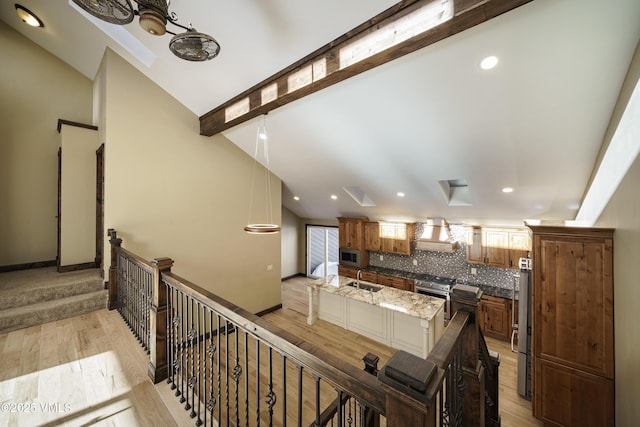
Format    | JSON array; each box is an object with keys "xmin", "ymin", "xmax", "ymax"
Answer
[{"xmin": 2, "ymin": 0, "xmax": 639, "ymax": 225}]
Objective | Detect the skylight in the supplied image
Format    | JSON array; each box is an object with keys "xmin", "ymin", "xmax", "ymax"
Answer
[{"xmin": 343, "ymin": 186, "xmax": 376, "ymax": 207}]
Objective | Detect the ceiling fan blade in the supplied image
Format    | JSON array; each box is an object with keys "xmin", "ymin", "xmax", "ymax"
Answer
[{"xmin": 71, "ymin": 0, "xmax": 134, "ymax": 25}]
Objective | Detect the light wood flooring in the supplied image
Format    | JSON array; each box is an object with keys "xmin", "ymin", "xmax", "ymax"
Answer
[{"xmin": 0, "ymin": 275, "xmax": 542, "ymax": 426}]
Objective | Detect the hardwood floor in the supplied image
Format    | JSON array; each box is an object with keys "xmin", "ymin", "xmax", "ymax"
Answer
[
  {"xmin": 0, "ymin": 275, "xmax": 542, "ymax": 426},
  {"xmin": 0, "ymin": 309, "xmax": 179, "ymax": 427}
]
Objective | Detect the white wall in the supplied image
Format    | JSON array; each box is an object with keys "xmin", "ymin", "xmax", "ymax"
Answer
[
  {"xmin": 0, "ymin": 21, "xmax": 93, "ymax": 267},
  {"xmin": 99, "ymin": 49, "xmax": 281, "ymax": 313},
  {"xmin": 59, "ymin": 124, "xmax": 99, "ymax": 267}
]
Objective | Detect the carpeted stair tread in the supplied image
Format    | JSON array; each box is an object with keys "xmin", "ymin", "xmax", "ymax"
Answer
[
  {"xmin": 0, "ymin": 267, "xmax": 103, "ymax": 310},
  {"xmin": 0, "ymin": 290, "xmax": 107, "ymax": 334}
]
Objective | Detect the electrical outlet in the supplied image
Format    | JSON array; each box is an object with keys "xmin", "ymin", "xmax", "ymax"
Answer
[
  {"xmin": 412, "ymin": 259, "xmax": 418, "ymax": 266},
  {"xmin": 470, "ymin": 267, "xmax": 477, "ymax": 275},
  {"xmin": 266, "ymin": 265, "xmax": 273, "ymax": 271},
  {"xmin": 380, "ymin": 255, "xmax": 384, "ymax": 261}
]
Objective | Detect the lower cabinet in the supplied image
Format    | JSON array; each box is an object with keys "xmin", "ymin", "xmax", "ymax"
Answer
[
  {"xmin": 318, "ymin": 291, "xmax": 346, "ymax": 328},
  {"xmin": 346, "ymin": 299, "xmax": 387, "ymax": 343},
  {"xmin": 479, "ymin": 295, "xmax": 511, "ymax": 341},
  {"xmin": 535, "ymin": 358, "xmax": 614, "ymax": 426}
]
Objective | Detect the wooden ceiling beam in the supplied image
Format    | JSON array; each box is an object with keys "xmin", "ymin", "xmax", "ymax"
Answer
[{"xmin": 199, "ymin": 0, "xmax": 534, "ymax": 137}]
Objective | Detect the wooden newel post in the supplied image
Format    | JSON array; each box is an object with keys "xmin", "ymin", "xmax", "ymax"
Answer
[
  {"xmin": 107, "ymin": 229, "xmax": 122, "ymax": 311},
  {"xmin": 451, "ymin": 284, "xmax": 485, "ymax": 427},
  {"xmin": 378, "ymin": 351, "xmax": 441, "ymax": 427},
  {"xmin": 148, "ymin": 257, "xmax": 173, "ymax": 384}
]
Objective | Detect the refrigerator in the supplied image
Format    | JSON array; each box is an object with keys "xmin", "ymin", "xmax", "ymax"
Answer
[{"xmin": 517, "ymin": 258, "xmax": 532, "ymax": 400}]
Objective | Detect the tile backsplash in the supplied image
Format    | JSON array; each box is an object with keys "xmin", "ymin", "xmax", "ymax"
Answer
[{"xmin": 368, "ymin": 223, "xmax": 520, "ymax": 290}]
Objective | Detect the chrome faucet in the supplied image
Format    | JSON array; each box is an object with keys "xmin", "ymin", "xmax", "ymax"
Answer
[{"xmin": 356, "ymin": 270, "xmax": 362, "ymax": 288}]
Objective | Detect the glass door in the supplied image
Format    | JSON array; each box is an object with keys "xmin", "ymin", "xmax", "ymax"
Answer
[{"xmin": 306, "ymin": 225, "xmax": 339, "ymax": 278}]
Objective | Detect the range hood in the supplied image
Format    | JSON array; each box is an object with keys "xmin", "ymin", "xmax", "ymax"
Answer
[{"xmin": 415, "ymin": 218, "xmax": 458, "ymax": 252}]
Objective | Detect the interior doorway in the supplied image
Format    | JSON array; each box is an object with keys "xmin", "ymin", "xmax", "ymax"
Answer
[{"xmin": 306, "ymin": 225, "xmax": 338, "ymax": 278}]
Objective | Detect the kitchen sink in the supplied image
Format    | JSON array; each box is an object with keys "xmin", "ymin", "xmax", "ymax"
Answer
[{"xmin": 346, "ymin": 281, "xmax": 383, "ymax": 292}]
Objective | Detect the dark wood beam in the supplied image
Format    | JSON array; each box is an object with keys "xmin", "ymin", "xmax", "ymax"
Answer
[{"xmin": 200, "ymin": 0, "xmax": 534, "ymax": 136}]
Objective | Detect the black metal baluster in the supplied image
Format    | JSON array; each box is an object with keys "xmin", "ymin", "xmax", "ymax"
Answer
[
  {"xmin": 217, "ymin": 314, "xmax": 222, "ymax": 425},
  {"xmin": 282, "ymin": 355, "xmax": 287, "ymax": 427},
  {"xmin": 336, "ymin": 389, "xmax": 343, "ymax": 427},
  {"xmin": 206, "ymin": 308, "xmax": 217, "ymax": 427},
  {"xmin": 195, "ymin": 301, "xmax": 202, "ymax": 425},
  {"xmin": 179, "ymin": 291, "xmax": 187, "ymax": 403},
  {"xmin": 256, "ymin": 340, "xmax": 261, "ymax": 427},
  {"xmin": 297, "ymin": 365, "xmax": 303, "ymax": 427},
  {"xmin": 347, "ymin": 393, "xmax": 353, "ymax": 426},
  {"xmin": 167, "ymin": 284, "xmax": 174, "ymax": 387},
  {"xmin": 186, "ymin": 298, "xmax": 195, "ymax": 414},
  {"xmin": 233, "ymin": 322, "xmax": 241, "ymax": 426},
  {"xmin": 358, "ymin": 401, "xmax": 366, "ymax": 427},
  {"xmin": 314, "ymin": 376, "xmax": 321, "ymax": 427},
  {"xmin": 244, "ymin": 331, "xmax": 249, "ymax": 427},
  {"xmin": 266, "ymin": 347, "xmax": 276, "ymax": 427},
  {"xmin": 225, "ymin": 319, "xmax": 230, "ymax": 426}
]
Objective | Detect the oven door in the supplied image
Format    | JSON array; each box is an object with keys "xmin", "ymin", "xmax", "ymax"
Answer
[{"xmin": 415, "ymin": 286, "xmax": 450, "ymax": 319}]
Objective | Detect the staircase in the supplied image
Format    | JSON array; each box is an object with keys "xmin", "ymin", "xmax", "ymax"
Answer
[{"xmin": 0, "ymin": 267, "xmax": 107, "ymax": 334}]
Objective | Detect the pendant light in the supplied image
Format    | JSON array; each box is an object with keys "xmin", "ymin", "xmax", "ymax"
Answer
[{"xmin": 244, "ymin": 115, "xmax": 280, "ymax": 234}]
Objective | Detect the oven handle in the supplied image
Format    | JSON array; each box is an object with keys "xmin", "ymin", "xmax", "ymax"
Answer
[{"xmin": 415, "ymin": 287, "xmax": 449, "ymax": 298}]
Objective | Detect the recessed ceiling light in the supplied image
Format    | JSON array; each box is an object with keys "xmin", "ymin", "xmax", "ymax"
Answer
[
  {"xmin": 293, "ymin": 196, "xmax": 300, "ymax": 201},
  {"xmin": 397, "ymin": 192, "xmax": 405, "ymax": 197},
  {"xmin": 330, "ymin": 195, "xmax": 338, "ymax": 200},
  {"xmin": 480, "ymin": 56, "xmax": 498, "ymax": 70},
  {"xmin": 502, "ymin": 187, "xmax": 514, "ymax": 193},
  {"xmin": 15, "ymin": 4, "xmax": 44, "ymax": 28}
]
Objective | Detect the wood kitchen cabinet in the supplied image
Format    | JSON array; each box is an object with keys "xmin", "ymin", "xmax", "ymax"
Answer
[
  {"xmin": 364, "ymin": 222, "xmax": 381, "ymax": 251},
  {"xmin": 338, "ymin": 217, "xmax": 367, "ymax": 250},
  {"xmin": 364, "ymin": 221, "xmax": 414, "ymax": 255},
  {"xmin": 338, "ymin": 265, "xmax": 358, "ymax": 279},
  {"xmin": 377, "ymin": 273, "xmax": 409, "ymax": 291},
  {"xmin": 529, "ymin": 225, "xmax": 614, "ymax": 426},
  {"xmin": 479, "ymin": 294, "xmax": 511, "ymax": 341},
  {"xmin": 466, "ymin": 226, "xmax": 530, "ymax": 269}
]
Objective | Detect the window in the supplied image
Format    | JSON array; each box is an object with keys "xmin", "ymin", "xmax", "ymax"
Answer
[{"xmin": 306, "ymin": 225, "xmax": 338, "ymax": 278}]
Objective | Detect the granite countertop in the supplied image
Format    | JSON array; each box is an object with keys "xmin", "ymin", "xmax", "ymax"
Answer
[
  {"xmin": 306, "ymin": 275, "xmax": 444, "ymax": 321},
  {"xmin": 348, "ymin": 265, "xmax": 518, "ymax": 300}
]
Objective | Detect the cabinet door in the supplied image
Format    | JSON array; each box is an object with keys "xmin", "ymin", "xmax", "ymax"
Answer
[
  {"xmin": 338, "ymin": 221, "xmax": 349, "ymax": 248},
  {"xmin": 378, "ymin": 274, "xmax": 406, "ymax": 290},
  {"xmin": 361, "ymin": 271, "xmax": 377, "ymax": 283},
  {"xmin": 534, "ymin": 236, "xmax": 614, "ymax": 378},
  {"xmin": 393, "ymin": 223, "xmax": 413, "ymax": 255},
  {"xmin": 508, "ymin": 231, "xmax": 531, "ymax": 268},
  {"xmin": 380, "ymin": 223, "xmax": 396, "ymax": 253},
  {"xmin": 535, "ymin": 358, "xmax": 614, "ymax": 427},
  {"xmin": 484, "ymin": 229, "xmax": 509, "ymax": 267},
  {"xmin": 480, "ymin": 296, "xmax": 510, "ymax": 341},
  {"xmin": 364, "ymin": 222, "xmax": 381, "ymax": 251},
  {"xmin": 338, "ymin": 266, "xmax": 357, "ymax": 279},
  {"xmin": 466, "ymin": 227, "xmax": 484, "ymax": 264}
]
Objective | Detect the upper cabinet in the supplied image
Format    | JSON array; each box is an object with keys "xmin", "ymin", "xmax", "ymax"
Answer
[
  {"xmin": 364, "ymin": 221, "xmax": 414, "ymax": 255},
  {"xmin": 466, "ymin": 226, "xmax": 530, "ymax": 269},
  {"xmin": 338, "ymin": 217, "xmax": 368, "ymax": 250}
]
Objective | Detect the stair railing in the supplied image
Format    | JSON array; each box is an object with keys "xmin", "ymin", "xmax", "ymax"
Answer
[{"xmin": 106, "ymin": 229, "xmax": 497, "ymax": 426}]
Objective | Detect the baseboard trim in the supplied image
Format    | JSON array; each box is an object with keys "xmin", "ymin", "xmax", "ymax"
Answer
[
  {"xmin": 0, "ymin": 260, "xmax": 56, "ymax": 273},
  {"xmin": 281, "ymin": 272, "xmax": 305, "ymax": 281},
  {"xmin": 255, "ymin": 304, "xmax": 282, "ymax": 317},
  {"xmin": 58, "ymin": 262, "xmax": 98, "ymax": 273}
]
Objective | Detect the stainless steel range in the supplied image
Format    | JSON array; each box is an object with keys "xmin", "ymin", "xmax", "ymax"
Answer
[{"xmin": 414, "ymin": 274, "xmax": 456, "ymax": 320}]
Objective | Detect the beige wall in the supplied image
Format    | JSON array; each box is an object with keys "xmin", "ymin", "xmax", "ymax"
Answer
[
  {"xmin": 59, "ymin": 124, "xmax": 99, "ymax": 266},
  {"xmin": 99, "ymin": 50, "xmax": 281, "ymax": 313},
  {"xmin": 281, "ymin": 206, "xmax": 300, "ymax": 278},
  {"xmin": 0, "ymin": 21, "xmax": 93, "ymax": 267},
  {"xmin": 596, "ymin": 154, "xmax": 640, "ymax": 426},
  {"xmin": 594, "ymin": 41, "xmax": 640, "ymax": 427}
]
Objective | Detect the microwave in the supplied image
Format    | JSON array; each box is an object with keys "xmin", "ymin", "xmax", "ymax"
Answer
[{"xmin": 339, "ymin": 248, "xmax": 362, "ymax": 268}]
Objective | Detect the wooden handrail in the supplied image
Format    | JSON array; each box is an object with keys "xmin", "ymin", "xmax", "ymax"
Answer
[{"xmin": 162, "ymin": 271, "xmax": 387, "ymax": 414}]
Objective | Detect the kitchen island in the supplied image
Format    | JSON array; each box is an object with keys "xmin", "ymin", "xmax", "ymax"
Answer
[{"xmin": 306, "ymin": 275, "xmax": 445, "ymax": 358}]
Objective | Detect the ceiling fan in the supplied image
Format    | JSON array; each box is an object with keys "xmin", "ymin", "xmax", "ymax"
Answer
[{"xmin": 71, "ymin": 0, "xmax": 220, "ymax": 61}]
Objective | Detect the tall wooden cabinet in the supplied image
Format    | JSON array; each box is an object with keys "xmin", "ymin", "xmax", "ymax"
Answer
[{"xmin": 529, "ymin": 225, "xmax": 614, "ymax": 426}]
